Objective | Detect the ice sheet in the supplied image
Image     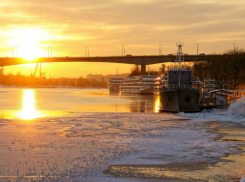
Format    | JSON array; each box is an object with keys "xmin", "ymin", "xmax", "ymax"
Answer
[{"xmin": 0, "ymin": 111, "xmax": 244, "ymax": 181}]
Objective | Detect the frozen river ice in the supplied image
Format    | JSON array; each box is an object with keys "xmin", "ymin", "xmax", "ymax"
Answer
[
  {"xmin": 0, "ymin": 88, "xmax": 245, "ymax": 181},
  {"xmin": 0, "ymin": 111, "xmax": 245, "ymax": 181}
]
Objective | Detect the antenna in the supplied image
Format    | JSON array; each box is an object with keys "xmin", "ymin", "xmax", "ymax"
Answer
[{"xmin": 174, "ymin": 42, "xmax": 185, "ymax": 70}]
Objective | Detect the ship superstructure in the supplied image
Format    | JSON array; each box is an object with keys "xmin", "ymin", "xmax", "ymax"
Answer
[
  {"xmin": 119, "ymin": 75, "xmax": 160, "ymax": 94},
  {"xmin": 108, "ymin": 77, "xmax": 124, "ymax": 92}
]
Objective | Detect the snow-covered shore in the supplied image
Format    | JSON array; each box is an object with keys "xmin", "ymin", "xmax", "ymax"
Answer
[{"xmin": 0, "ymin": 111, "xmax": 245, "ymax": 181}]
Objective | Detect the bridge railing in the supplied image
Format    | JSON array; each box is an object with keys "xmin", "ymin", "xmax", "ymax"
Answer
[
  {"xmin": 0, "ymin": 54, "xmax": 228, "ymax": 59},
  {"xmin": 159, "ymin": 84, "xmax": 200, "ymax": 91}
]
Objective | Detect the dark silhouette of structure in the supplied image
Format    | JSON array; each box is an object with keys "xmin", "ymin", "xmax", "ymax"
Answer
[{"xmin": 0, "ymin": 55, "xmax": 231, "ymax": 74}]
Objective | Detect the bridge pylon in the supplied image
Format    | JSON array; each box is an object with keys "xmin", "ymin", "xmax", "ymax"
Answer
[
  {"xmin": 141, "ymin": 64, "xmax": 146, "ymax": 75},
  {"xmin": 33, "ymin": 63, "xmax": 43, "ymax": 78},
  {"xmin": 0, "ymin": 66, "xmax": 3, "ymax": 75},
  {"xmin": 0, "ymin": 66, "xmax": 3, "ymax": 84}
]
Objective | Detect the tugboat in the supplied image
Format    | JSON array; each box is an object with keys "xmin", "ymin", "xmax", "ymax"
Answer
[{"xmin": 159, "ymin": 42, "xmax": 200, "ymax": 113}]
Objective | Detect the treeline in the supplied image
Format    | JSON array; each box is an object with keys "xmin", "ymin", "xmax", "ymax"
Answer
[
  {"xmin": 192, "ymin": 48, "xmax": 245, "ymax": 89},
  {"xmin": 0, "ymin": 73, "xmax": 107, "ymax": 88},
  {"xmin": 128, "ymin": 65, "xmax": 162, "ymax": 77}
]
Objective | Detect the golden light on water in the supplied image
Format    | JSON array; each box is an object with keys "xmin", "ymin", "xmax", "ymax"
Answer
[
  {"xmin": 17, "ymin": 89, "xmax": 42, "ymax": 120},
  {"xmin": 154, "ymin": 95, "xmax": 161, "ymax": 113}
]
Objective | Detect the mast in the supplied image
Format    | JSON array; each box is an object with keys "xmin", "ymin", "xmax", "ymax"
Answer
[{"xmin": 173, "ymin": 42, "xmax": 185, "ymax": 70}]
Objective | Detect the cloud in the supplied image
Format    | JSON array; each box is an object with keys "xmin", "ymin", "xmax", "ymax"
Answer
[{"xmin": 1, "ymin": 0, "xmax": 245, "ymax": 76}]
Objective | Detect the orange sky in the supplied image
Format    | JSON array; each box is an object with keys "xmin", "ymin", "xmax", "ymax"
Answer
[{"xmin": 1, "ymin": 0, "xmax": 245, "ymax": 77}]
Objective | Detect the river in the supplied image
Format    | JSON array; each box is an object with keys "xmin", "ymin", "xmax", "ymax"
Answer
[
  {"xmin": 0, "ymin": 87, "xmax": 245, "ymax": 181},
  {"xmin": 0, "ymin": 87, "xmax": 160, "ymax": 119}
]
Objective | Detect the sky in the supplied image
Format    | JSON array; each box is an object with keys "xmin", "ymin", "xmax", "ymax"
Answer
[{"xmin": 0, "ymin": 0, "xmax": 245, "ymax": 78}]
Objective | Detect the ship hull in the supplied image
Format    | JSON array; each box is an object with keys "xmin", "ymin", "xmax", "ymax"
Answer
[
  {"xmin": 120, "ymin": 87, "xmax": 157, "ymax": 94},
  {"xmin": 108, "ymin": 84, "xmax": 119, "ymax": 92},
  {"xmin": 159, "ymin": 90, "xmax": 200, "ymax": 113}
]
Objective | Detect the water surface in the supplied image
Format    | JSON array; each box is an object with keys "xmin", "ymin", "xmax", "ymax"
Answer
[
  {"xmin": 0, "ymin": 87, "xmax": 245, "ymax": 181},
  {"xmin": 0, "ymin": 87, "xmax": 160, "ymax": 119}
]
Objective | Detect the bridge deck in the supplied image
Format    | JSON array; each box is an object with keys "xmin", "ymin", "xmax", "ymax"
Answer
[{"xmin": 0, "ymin": 55, "xmax": 230, "ymax": 67}]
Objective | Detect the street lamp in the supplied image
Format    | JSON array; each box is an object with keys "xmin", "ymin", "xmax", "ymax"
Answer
[
  {"xmin": 122, "ymin": 44, "xmax": 124, "ymax": 56},
  {"xmin": 48, "ymin": 46, "xmax": 52, "ymax": 57},
  {"xmin": 84, "ymin": 46, "xmax": 87, "ymax": 57},
  {"xmin": 197, "ymin": 43, "xmax": 199, "ymax": 55},
  {"xmin": 87, "ymin": 46, "xmax": 89, "ymax": 57},
  {"xmin": 159, "ymin": 44, "xmax": 162, "ymax": 56},
  {"xmin": 12, "ymin": 46, "xmax": 17, "ymax": 58},
  {"xmin": 84, "ymin": 46, "xmax": 89, "ymax": 57}
]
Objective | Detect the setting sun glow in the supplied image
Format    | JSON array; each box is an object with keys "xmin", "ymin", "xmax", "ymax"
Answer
[
  {"xmin": 17, "ymin": 89, "xmax": 42, "ymax": 120},
  {"xmin": 5, "ymin": 27, "xmax": 52, "ymax": 60}
]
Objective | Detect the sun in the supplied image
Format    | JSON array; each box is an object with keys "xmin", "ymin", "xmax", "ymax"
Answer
[
  {"xmin": 5, "ymin": 27, "xmax": 52, "ymax": 60},
  {"xmin": 17, "ymin": 46, "xmax": 45, "ymax": 61}
]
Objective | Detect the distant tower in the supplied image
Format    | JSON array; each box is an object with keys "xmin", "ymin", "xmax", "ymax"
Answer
[{"xmin": 173, "ymin": 42, "xmax": 185, "ymax": 70}]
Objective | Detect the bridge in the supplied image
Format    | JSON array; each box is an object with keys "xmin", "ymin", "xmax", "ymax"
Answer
[{"xmin": 0, "ymin": 54, "xmax": 230, "ymax": 74}]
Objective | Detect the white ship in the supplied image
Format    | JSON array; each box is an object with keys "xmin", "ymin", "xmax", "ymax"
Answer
[
  {"xmin": 119, "ymin": 75, "xmax": 160, "ymax": 94},
  {"xmin": 108, "ymin": 77, "xmax": 124, "ymax": 92}
]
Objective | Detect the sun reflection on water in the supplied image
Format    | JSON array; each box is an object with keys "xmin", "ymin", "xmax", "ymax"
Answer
[
  {"xmin": 17, "ymin": 89, "xmax": 42, "ymax": 120},
  {"xmin": 154, "ymin": 95, "xmax": 161, "ymax": 113}
]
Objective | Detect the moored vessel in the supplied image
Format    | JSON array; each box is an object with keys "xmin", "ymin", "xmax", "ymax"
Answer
[
  {"xmin": 159, "ymin": 42, "xmax": 200, "ymax": 113},
  {"xmin": 119, "ymin": 75, "xmax": 160, "ymax": 94},
  {"xmin": 108, "ymin": 77, "xmax": 124, "ymax": 92}
]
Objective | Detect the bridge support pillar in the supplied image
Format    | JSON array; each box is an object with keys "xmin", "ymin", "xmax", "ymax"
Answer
[
  {"xmin": 135, "ymin": 64, "xmax": 139, "ymax": 72},
  {"xmin": 0, "ymin": 66, "xmax": 3, "ymax": 84},
  {"xmin": 141, "ymin": 64, "xmax": 146, "ymax": 75}
]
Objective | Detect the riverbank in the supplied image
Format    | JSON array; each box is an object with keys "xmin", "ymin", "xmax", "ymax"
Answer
[{"xmin": 105, "ymin": 120, "xmax": 245, "ymax": 181}]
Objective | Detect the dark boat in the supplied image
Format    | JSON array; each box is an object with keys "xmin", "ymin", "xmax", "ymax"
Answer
[{"xmin": 159, "ymin": 43, "xmax": 200, "ymax": 113}]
